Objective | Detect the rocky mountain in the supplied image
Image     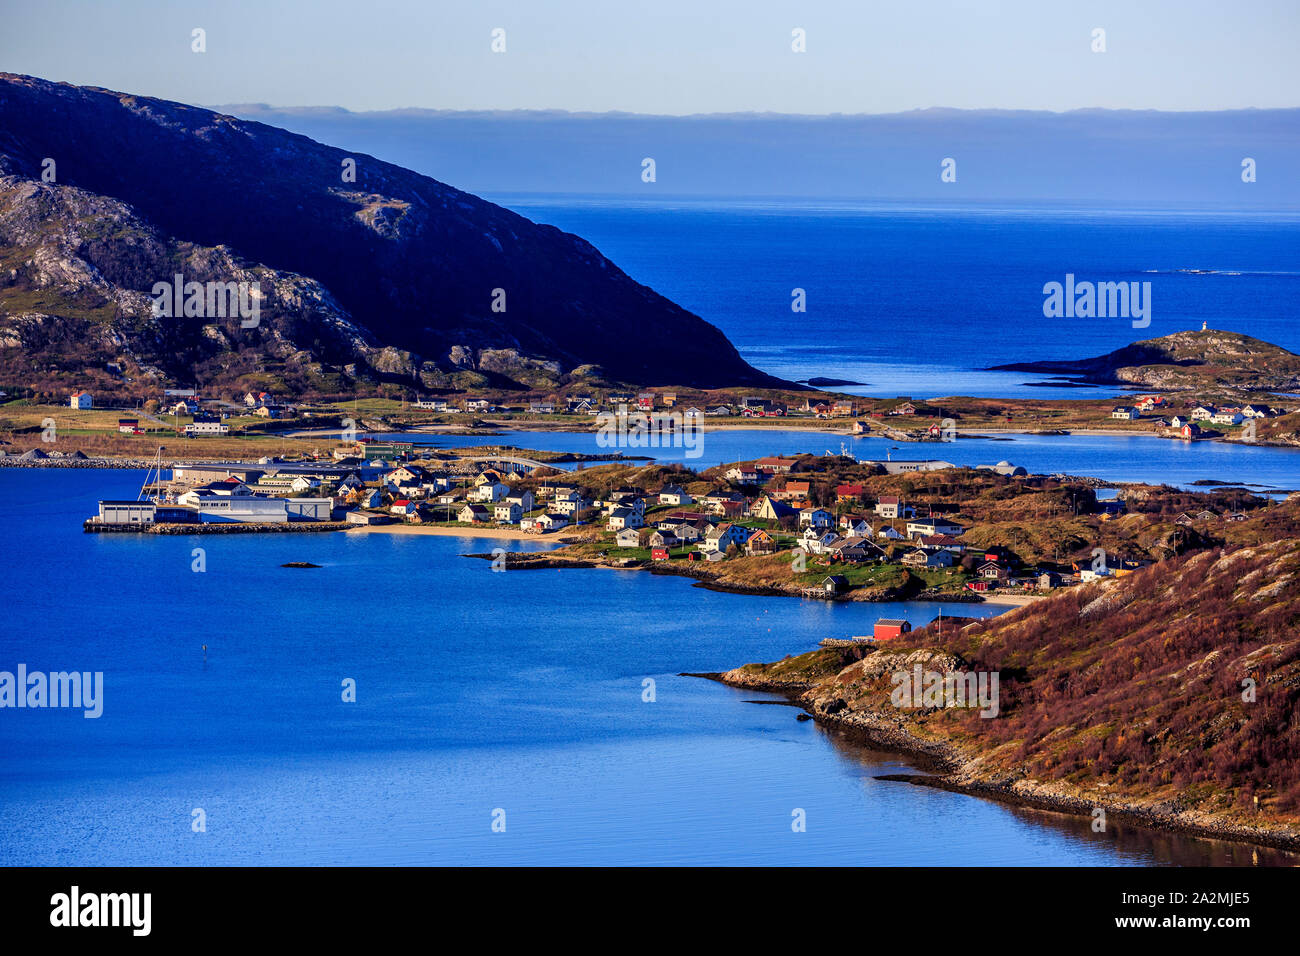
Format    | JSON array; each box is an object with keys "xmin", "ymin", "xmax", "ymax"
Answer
[
  {"xmin": 0, "ymin": 73, "xmax": 784, "ymax": 397},
  {"xmin": 992, "ymin": 329, "xmax": 1300, "ymax": 392}
]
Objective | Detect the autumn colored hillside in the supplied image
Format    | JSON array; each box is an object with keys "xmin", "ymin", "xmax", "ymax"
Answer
[{"xmin": 889, "ymin": 531, "xmax": 1300, "ymax": 822}]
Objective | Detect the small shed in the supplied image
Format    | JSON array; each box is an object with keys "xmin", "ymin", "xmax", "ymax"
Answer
[
  {"xmin": 873, "ymin": 618, "xmax": 912, "ymax": 641},
  {"xmin": 822, "ymin": 574, "xmax": 849, "ymax": 595}
]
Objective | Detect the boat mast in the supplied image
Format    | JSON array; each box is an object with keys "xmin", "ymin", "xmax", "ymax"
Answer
[{"xmin": 139, "ymin": 445, "xmax": 165, "ymax": 502}]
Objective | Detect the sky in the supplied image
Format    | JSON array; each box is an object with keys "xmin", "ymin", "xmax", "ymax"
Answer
[{"xmin": 2, "ymin": 0, "xmax": 1298, "ymax": 115}]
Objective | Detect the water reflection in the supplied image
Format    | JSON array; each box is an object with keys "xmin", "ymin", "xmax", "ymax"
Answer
[{"xmin": 814, "ymin": 720, "xmax": 1300, "ymax": 867}]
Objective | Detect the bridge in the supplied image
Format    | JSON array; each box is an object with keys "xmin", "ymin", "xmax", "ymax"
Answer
[{"xmin": 449, "ymin": 454, "xmax": 557, "ymax": 474}]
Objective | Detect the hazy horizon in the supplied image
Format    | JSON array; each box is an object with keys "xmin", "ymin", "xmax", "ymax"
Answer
[
  {"xmin": 3, "ymin": 1, "xmax": 1298, "ymax": 114},
  {"xmin": 215, "ymin": 103, "xmax": 1300, "ymax": 206},
  {"xmin": 210, "ymin": 103, "xmax": 1300, "ymax": 119}
]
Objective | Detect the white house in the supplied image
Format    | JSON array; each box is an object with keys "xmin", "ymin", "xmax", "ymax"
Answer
[
  {"xmin": 902, "ymin": 548, "xmax": 955, "ymax": 569},
  {"xmin": 659, "ymin": 485, "xmax": 693, "ymax": 506},
  {"xmin": 616, "ymin": 527, "xmax": 643, "ymax": 547},
  {"xmin": 472, "ymin": 482, "xmax": 509, "ymax": 503},
  {"xmin": 494, "ymin": 502, "xmax": 522, "ymax": 524},
  {"xmin": 664, "ymin": 521, "xmax": 702, "ymax": 543},
  {"xmin": 604, "ymin": 494, "xmax": 645, "ymax": 515},
  {"xmin": 906, "ymin": 517, "xmax": 965, "ymax": 538},
  {"xmin": 183, "ymin": 421, "xmax": 230, "ymax": 436},
  {"xmin": 841, "ymin": 517, "xmax": 874, "ymax": 537},
  {"xmin": 874, "ymin": 496, "xmax": 914, "ymax": 519},
  {"xmin": 800, "ymin": 527, "xmax": 839, "ymax": 555},
  {"xmin": 69, "ymin": 391, "xmax": 93, "ymax": 409},
  {"xmin": 703, "ymin": 523, "xmax": 750, "ymax": 554},
  {"xmin": 505, "ymin": 491, "xmax": 536, "ymax": 513},
  {"xmin": 799, "ymin": 507, "xmax": 834, "ymax": 529},
  {"xmin": 385, "ymin": 465, "xmax": 427, "ymax": 486},
  {"xmin": 607, "ymin": 508, "xmax": 644, "ymax": 531},
  {"xmin": 554, "ymin": 494, "xmax": 590, "ymax": 516},
  {"xmin": 724, "ymin": 467, "xmax": 759, "ymax": 484},
  {"xmin": 648, "ymin": 530, "xmax": 679, "ymax": 549},
  {"xmin": 535, "ymin": 513, "xmax": 568, "ymax": 532}
]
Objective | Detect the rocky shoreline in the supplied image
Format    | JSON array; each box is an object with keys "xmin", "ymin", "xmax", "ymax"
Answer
[
  {"xmin": 85, "ymin": 520, "xmax": 351, "ymax": 534},
  {"xmin": 472, "ymin": 549, "xmax": 989, "ymax": 603},
  {"xmin": 0, "ymin": 454, "xmax": 159, "ymax": 469},
  {"xmin": 716, "ymin": 652, "xmax": 1300, "ymax": 855}
]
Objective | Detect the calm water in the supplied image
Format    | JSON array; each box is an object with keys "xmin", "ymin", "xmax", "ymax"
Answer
[
  {"xmin": 1, "ymin": 468, "xmax": 1294, "ymax": 865},
  {"xmin": 380, "ymin": 428, "xmax": 1300, "ymax": 491},
  {"xmin": 491, "ymin": 197, "xmax": 1300, "ymax": 399}
]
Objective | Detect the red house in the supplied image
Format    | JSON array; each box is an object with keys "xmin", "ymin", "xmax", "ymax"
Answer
[
  {"xmin": 651, "ymin": 547, "xmax": 670, "ymax": 561},
  {"xmin": 873, "ymin": 618, "xmax": 912, "ymax": 641},
  {"xmin": 836, "ymin": 483, "xmax": 864, "ymax": 501}
]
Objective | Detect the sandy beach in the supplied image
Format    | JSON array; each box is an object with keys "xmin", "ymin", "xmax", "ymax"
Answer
[
  {"xmin": 977, "ymin": 592, "xmax": 1046, "ymax": 607},
  {"xmin": 348, "ymin": 523, "xmax": 568, "ymax": 541}
]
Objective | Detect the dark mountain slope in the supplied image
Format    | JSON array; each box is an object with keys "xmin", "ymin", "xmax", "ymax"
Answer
[{"xmin": 0, "ymin": 73, "xmax": 783, "ymax": 391}]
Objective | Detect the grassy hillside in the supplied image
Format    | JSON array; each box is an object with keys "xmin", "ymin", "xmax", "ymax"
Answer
[{"xmin": 741, "ymin": 517, "xmax": 1300, "ymax": 833}]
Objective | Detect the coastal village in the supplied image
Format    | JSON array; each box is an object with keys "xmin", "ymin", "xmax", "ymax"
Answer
[
  {"xmin": 34, "ymin": 385, "xmax": 1296, "ymax": 443},
  {"xmin": 0, "ymin": 376, "xmax": 1288, "ymax": 624},
  {"xmin": 73, "ymin": 395, "xmax": 1282, "ymax": 620}
]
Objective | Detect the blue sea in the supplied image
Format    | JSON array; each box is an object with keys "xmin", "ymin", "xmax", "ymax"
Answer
[
  {"xmin": 2, "ymin": 466, "xmax": 1298, "ymax": 866},
  {"xmin": 5, "ymin": 199, "xmax": 1300, "ymax": 866},
  {"xmin": 490, "ymin": 196, "xmax": 1300, "ymax": 398},
  {"xmin": 380, "ymin": 428, "xmax": 1300, "ymax": 493}
]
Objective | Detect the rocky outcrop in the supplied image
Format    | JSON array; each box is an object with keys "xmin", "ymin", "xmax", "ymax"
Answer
[
  {"xmin": 0, "ymin": 72, "xmax": 788, "ymax": 393},
  {"xmin": 0, "ymin": 175, "xmax": 394, "ymax": 395},
  {"xmin": 992, "ymin": 329, "xmax": 1300, "ymax": 391}
]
